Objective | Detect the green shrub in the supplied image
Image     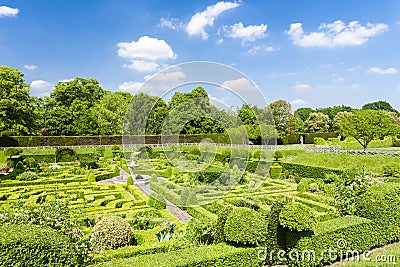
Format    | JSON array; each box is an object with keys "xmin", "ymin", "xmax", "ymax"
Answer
[
  {"xmin": 113, "ymin": 165, "xmax": 120, "ymax": 177},
  {"xmin": 313, "ymin": 137, "xmax": 327, "ymax": 145},
  {"xmin": 187, "ymin": 191, "xmax": 198, "ymax": 206},
  {"xmin": 4, "ymin": 147, "xmax": 23, "ymax": 157},
  {"xmin": 87, "ymin": 171, "xmax": 96, "ymax": 183},
  {"xmin": 224, "ymin": 207, "xmax": 267, "ymax": 246},
  {"xmin": 127, "ymin": 175, "xmax": 134, "ymax": 186},
  {"xmin": 0, "ymin": 224, "xmax": 80, "ymax": 267},
  {"xmin": 180, "ymin": 187, "xmax": 190, "ymax": 208},
  {"xmin": 214, "ymin": 205, "xmax": 233, "ymax": 243},
  {"xmin": 16, "ymin": 171, "xmax": 39, "ymax": 181},
  {"xmin": 297, "ymin": 178, "xmax": 309, "ymax": 193},
  {"xmin": 281, "ymin": 162, "xmax": 344, "ymax": 180},
  {"xmin": 148, "ymin": 193, "xmax": 166, "ymax": 210},
  {"xmin": 273, "ymin": 150, "xmax": 283, "ymax": 161},
  {"xmin": 80, "ymin": 160, "xmax": 99, "ymax": 169},
  {"xmin": 185, "ymin": 218, "xmax": 216, "ymax": 245},
  {"xmin": 269, "ymin": 163, "xmax": 282, "ymax": 179},
  {"xmin": 91, "ymin": 216, "xmax": 134, "ymax": 251},
  {"xmin": 382, "ymin": 162, "xmax": 400, "ymax": 177},
  {"xmin": 279, "ymin": 202, "xmax": 316, "ymax": 231},
  {"xmin": 308, "ymin": 182, "xmax": 319, "ymax": 192}
]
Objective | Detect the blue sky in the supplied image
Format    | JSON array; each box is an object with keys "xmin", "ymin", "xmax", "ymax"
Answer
[{"xmin": 0, "ymin": 0, "xmax": 399, "ymax": 111}]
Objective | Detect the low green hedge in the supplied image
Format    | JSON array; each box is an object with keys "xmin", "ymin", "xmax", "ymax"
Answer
[
  {"xmin": 286, "ymin": 216, "xmax": 374, "ymax": 266},
  {"xmin": 93, "ymin": 243, "xmax": 264, "ymax": 267},
  {"xmin": 281, "ymin": 162, "xmax": 344, "ymax": 179},
  {"xmin": 148, "ymin": 193, "xmax": 166, "ymax": 210},
  {"xmin": 0, "ymin": 224, "xmax": 80, "ymax": 267}
]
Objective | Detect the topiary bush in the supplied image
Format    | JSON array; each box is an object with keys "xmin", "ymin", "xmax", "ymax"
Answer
[
  {"xmin": 382, "ymin": 162, "xmax": 400, "ymax": 177},
  {"xmin": 297, "ymin": 178, "xmax": 309, "ymax": 193},
  {"xmin": 269, "ymin": 163, "xmax": 282, "ymax": 179},
  {"xmin": 148, "ymin": 193, "xmax": 166, "ymax": 210},
  {"xmin": 279, "ymin": 202, "xmax": 316, "ymax": 231},
  {"xmin": 224, "ymin": 207, "xmax": 267, "ymax": 246},
  {"xmin": 91, "ymin": 216, "xmax": 134, "ymax": 251},
  {"xmin": 185, "ymin": 218, "xmax": 216, "ymax": 245},
  {"xmin": 313, "ymin": 137, "xmax": 327, "ymax": 145},
  {"xmin": 0, "ymin": 224, "xmax": 80, "ymax": 267},
  {"xmin": 273, "ymin": 150, "xmax": 283, "ymax": 161},
  {"xmin": 127, "ymin": 175, "xmax": 134, "ymax": 185}
]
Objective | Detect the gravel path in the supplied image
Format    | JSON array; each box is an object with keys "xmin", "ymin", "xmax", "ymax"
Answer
[{"xmin": 99, "ymin": 167, "xmax": 192, "ymax": 223}]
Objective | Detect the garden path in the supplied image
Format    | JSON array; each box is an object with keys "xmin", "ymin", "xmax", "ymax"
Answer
[{"xmin": 100, "ymin": 167, "xmax": 192, "ymax": 223}]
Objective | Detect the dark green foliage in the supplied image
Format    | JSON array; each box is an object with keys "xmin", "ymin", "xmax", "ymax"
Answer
[
  {"xmin": 55, "ymin": 148, "xmax": 77, "ymax": 162},
  {"xmin": 5, "ymin": 161, "xmax": 25, "ymax": 180},
  {"xmin": 148, "ymin": 193, "xmax": 166, "ymax": 210},
  {"xmin": 273, "ymin": 150, "xmax": 283, "ymax": 161},
  {"xmin": 180, "ymin": 187, "xmax": 190, "ymax": 208},
  {"xmin": 224, "ymin": 207, "xmax": 267, "ymax": 246},
  {"xmin": 80, "ymin": 160, "xmax": 99, "ymax": 169},
  {"xmin": 4, "ymin": 147, "xmax": 23, "ymax": 157},
  {"xmin": 0, "ymin": 224, "xmax": 80, "ymax": 267},
  {"xmin": 279, "ymin": 202, "xmax": 316, "ymax": 231},
  {"xmin": 265, "ymin": 199, "xmax": 286, "ymax": 266},
  {"xmin": 270, "ymin": 163, "xmax": 282, "ymax": 179},
  {"xmin": 113, "ymin": 165, "xmax": 120, "ymax": 177},
  {"xmin": 214, "ymin": 205, "xmax": 233, "ymax": 243},
  {"xmin": 185, "ymin": 218, "xmax": 216, "ymax": 245},
  {"xmin": 189, "ymin": 168, "xmax": 225, "ymax": 184}
]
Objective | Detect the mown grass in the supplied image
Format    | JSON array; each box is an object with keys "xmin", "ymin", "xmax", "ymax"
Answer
[
  {"xmin": 0, "ymin": 150, "xmax": 6, "ymax": 163},
  {"xmin": 284, "ymin": 152, "xmax": 400, "ymax": 174}
]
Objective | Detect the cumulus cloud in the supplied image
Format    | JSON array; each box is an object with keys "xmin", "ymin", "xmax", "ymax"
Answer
[
  {"xmin": 221, "ymin": 77, "xmax": 256, "ymax": 92},
  {"xmin": 24, "ymin": 65, "xmax": 37, "ymax": 71},
  {"xmin": 287, "ymin": 20, "xmax": 388, "ymax": 47},
  {"xmin": 186, "ymin": 1, "xmax": 240, "ymax": 40},
  {"xmin": 224, "ymin": 22, "xmax": 267, "ymax": 42},
  {"xmin": 158, "ymin": 18, "xmax": 184, "ymax": 30},
  {"xmin": 0, "ymin": 6, "xmax": 19, "ymax": 17},
  {"xmin": 368, "ymin": 67, "xmax": 398, "ymax": 74},
  {"xmin": 293, "ymin": 82, "xmax": 311, "ymax": 92},
  {"xmin": 123, "ymin": 60, "xmax": 160, "ymax": 72},
  {"xmin": 117, "ymin": 36, "xmax": 176, "ymax": 60},
  {"xmin": 119, "ymin": 81, "xmax": 144, "ymax": 93},
  {"xmin": 221, "ymin": 77, "xmax": 264, "ymax": 106},
  {"xmin": 30, "ymin": 80, "xmax": 52, "ymax": 91},
  {"xmin": 291, "ymin": 99, "xmax": 308, "ymax": 105}
]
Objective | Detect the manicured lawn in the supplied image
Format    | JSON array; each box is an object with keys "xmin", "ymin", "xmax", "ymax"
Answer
[{"xmin": 284, "ymin": 152, "xmax": 400, "ymax": 174}]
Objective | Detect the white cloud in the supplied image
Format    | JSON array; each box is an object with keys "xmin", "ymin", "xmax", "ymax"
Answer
[
  {"xmin": 58, "ymin": 78, "xmax": 74, "ymax": 83},
  {"xmin": 287, "ymin": 20, "xmax": 388, "ymax": 47},
  {"xmin": 291, "ymin": 99, "xmax": 308, "ymax": 105},
  {"xmin": 246, "ymin": 45, "xmax": 277, "ymax": 55},
  {"xmin": 119, "ymin": 81, "xmax": 144, "ymax": 93},
  {"xmin": 139, "ymin": 67, "xmax": 186, "ymax": 96},
  {"xmin": 225, "ymin": 22, "xmax": 267, "ymax": 42},
  {"xmin": 158, "ymin": 18, "xmax": 183, "ymax": 30},
  {"xmin": 0, "ymin": 6, "xmax": 19, "ymax": 17},
  {"xmin": 330, "ymin": 73, "xmax": 345, "ymax": 82},
  {"xmin": 221, "ymin": 77, "xmax": 257, "ymax": 92},
  {"xmin": 368, "ymin": 67, "xmax": 398, "ymax": 74},
  {"xmin": 217, "ymin": 38, "xmax": 224, "ymax": 44},
  {"xmin": 30, "ymin": 80, "xmax": 52, "ymax": 91},
  {"xmin": 24, "ymin": 65, "xmax": 37, "ymax": 71},
  {"xmin": 117, "ymin": 36, "xmax": 176, "ymax": 60},
  {"xmin": 293, "ymin": 82, "xmax": 311, "ymax": 92},
  {"xmin": 123, "ymin": 60, "xmax": 160, "ymax": 72},
  {"xmin": 186, "ymin": 1, "xmax": 240, "ymax": 40}
]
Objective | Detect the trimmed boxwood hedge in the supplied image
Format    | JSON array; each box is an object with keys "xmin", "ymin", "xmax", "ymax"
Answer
[
  {"xmin": 148, "ymin": 193, "xmax": 166, "ymax": 210},
  {"xmin": 224, "ymin": 207, "xmax": 267, "ymax": 246},
  {"xmin": 281, "ymin": 162, "xmax": 344, "ymax": 179},
  {"xmin": 1, "ymin": 134, "xmax": 230, "ymax": 147},
  {"xmin": 94, "ymin": 243, "xmax": 264, "ymax": 267},
  {"xmin": 0, "ymin": 224, "xmax": 80, "ymax": 266}
]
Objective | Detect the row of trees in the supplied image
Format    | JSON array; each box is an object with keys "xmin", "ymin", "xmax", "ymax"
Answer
[{"xmin": 1, "ymin": 65, "xmax": 399, "ymax": 146}]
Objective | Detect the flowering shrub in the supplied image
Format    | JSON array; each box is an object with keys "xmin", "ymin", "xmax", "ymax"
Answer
[{"xmin": 157, "ymin": 220, "xmax": 176, "ymax": 242}]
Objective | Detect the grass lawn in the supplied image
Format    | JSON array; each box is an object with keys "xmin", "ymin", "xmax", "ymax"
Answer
[
  {"xmin": 0, "ymin": 150, "xmax": 6, "ymax": 163},
  {"xmin": 284, "ymin": 152, "xmax": 400, "ymax": 174},
  {"xmin": 332, "ymin": 242, "xmax": 400, "ymax": 266}
]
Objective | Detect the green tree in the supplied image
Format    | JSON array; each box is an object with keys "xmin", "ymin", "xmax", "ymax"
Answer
[
  {"xmin": 305, "ymin": 112, "xmax": 330, "ymax": 133},
  {"xmin": 340, "ymin": 110, "xmax": 398, "ymax": 151},
  {"xmin": 294, "ymin": 107, "xmax": 313, "ymax": 122},
  {"xmin": 269, "ymin": 100, "xmax": 292, "ymax": 134},
  {"xmin": 362, "ymin": 101, "xmax": 399, "ymax": 114},
  {"xmin": 317, "ymin": 105, "xmax": 353, "ymax": 131},
  {"xmin": 237, "ymin": 104, "xmax": 257, "ymax": 125},
  {"xmin": 284, "ymin": 114, "xmax": 304, "ymax": 134},
  {"xmin": 44, "ymin": 78, "xmax": 105, "ymax": 135},
  {"xmin": 0, "ymin": 66, "xmax": 40, "ymax": 135},
  {"xmin": 124, "ymin": 92, "xmax": 168, "ymax": 135},
  {"xmin": 333, "ymin": 111, "xmax": 352, "ymax": 131},
  {"xmin": 92, "ymin": 92, "xmax": 132, "ymax": 135}
]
